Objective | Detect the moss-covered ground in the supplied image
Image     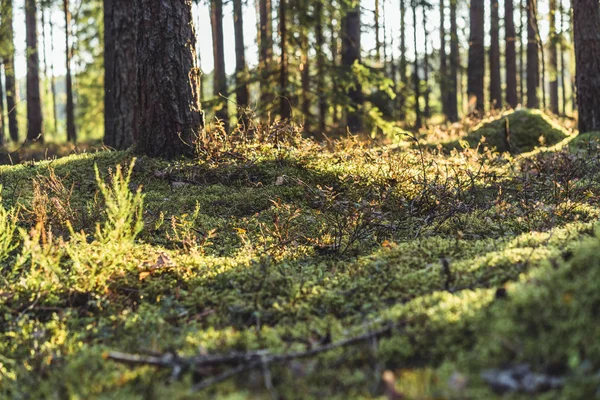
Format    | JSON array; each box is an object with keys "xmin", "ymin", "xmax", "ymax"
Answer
[{"xmin": 1, "ymin": 111, "xmax": 600, "ymax": 399}]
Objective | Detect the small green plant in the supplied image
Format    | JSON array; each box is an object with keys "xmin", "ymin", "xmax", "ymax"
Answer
[{"xmin": 0, "ymin": 189, "xmax": 19, "ymax": 263}]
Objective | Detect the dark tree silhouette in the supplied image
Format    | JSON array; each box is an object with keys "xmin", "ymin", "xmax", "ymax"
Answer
[{"xmin": 467, "ymin": 0, "xmax": 485, "ymax": 113}]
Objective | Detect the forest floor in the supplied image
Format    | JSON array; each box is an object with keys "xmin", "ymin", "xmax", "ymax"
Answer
[{"xmin": 1, "ymin": 109, "xmax": 600, "ymax": 399}]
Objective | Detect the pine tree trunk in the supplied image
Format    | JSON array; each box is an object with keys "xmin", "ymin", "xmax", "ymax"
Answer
[
  {"xmin": 233, "ymin": 0, "xmax": 249, "ymax": 119},
  {"xmin": 330, "ymin": 16, "xmax": 340, "ymax": 124},
  {"xmin": 104, "ymin": 0, "xmax": 136, "ymax": 149},
  {"xmin": 423, "ymin": 8, "xmax": 430, "ymax": 119},
  {"xmin": 258, "ymin": 0, "xmax": 273, "ymax": 110},
  {"xmin": 505, "ymin": 0, "xmax": 518, "ymax": 108},
  {"xmin": 26, "ymin": 0, "xmax": 44, "ymax": 142},
  {"xmin": 315, "ymin": 1, "xmax": 326, "ymax": 134},
  {"xmin": 0, "ymin": 63, "xmax": 5, "ymax": 146},
  {"xmin": 526, "ymin": 0, "xmax": 539, "ymax": 108},
  {"xmin": 300, "ymin": 31, "xmax": 310, "ymax": 130},
  {"xmin": 133, "ymin": 0, "xmax": 203, "ymax": 158},
  {"xmin": 342, "ymin": 2, "xmax": 363, "ymax": 132},
  {"xmin": 439, "ymin": 0, "xmax": 448, "ymax": 119},
  {"xmin": 64, "ymin": 0, "xmax": 76, "ymax": 143},
  {"xmin": 49, "ymin": 14, "xmax": 58, "ymax": 135},
  {"xmin": 467, "ymin": 0, "xmax": 485, "ymax": 114},
  {"xmin": 375, "ymin": 0, "xmax": 381, "ymax": 62},
  {"xmin": 279, "ymin": 0, "xmax": 291, "ymax": 119},
  {"xmin": 399, "ymin": 0, "xmax": 407, "ymax": 120},
  {"xmin": 211, "ymin": 0, "xmax": 228, "ymax": 123},
  {"xmin": 559, "ymin": 0, "xmax": 566, "ymax": 116},
  {"xmin": 548, "ymin": 0, "xmax": 559, "ymax": 114},
  {"xmin": 3, "ymin": 0, "xmax": 18, "ymax": 143},
  {"xmin": 448, "ymin": 0, "xmax": 459, "ymax": 121},
  {"xmin": 519, "ymin": 0, "xmax": 525, "ymax": 103},
  {"xmin": 573, "ymin": 0, "xmax": 600, "ymax": 132},
  {"xmin": 412, "ymin": 2, "xmax": 421, "ymax": 129},
  {"xmin": 490, "ymin": 0, "xmax": 502, "ymax": 109}
]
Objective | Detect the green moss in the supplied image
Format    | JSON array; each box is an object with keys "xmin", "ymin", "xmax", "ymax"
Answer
[{"xmin": 569, "ymin": 131, "xmax": 600, "ymax": 153}]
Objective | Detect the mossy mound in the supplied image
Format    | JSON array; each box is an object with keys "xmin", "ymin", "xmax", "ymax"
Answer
[{"xmin": 441, "ymin": 109, "xmax": 570, "ymax": 154}]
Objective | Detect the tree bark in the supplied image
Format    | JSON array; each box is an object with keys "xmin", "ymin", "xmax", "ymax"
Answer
[
  {"xmin": 399, "ymin": 0, "xmax": 407, "ymax": 120},
  {"xmin": 375, "ymin": 0, "xmax": 381, "ymax": 62},
  {"xmin": 526, "ymin": 0, "xmax": 539, "ymax": 108},
  {"xmin": 519, "ymin": 0, "xmax": 525, "ymax": 103},
  {"xmin": 258, "ymin": 0, "xmax": 273, "ymax": 110},
  {"xmin": 233, "ymin": 0, "xmax": 249, "ymax": 119},
  {"xmin": 342, "ymin": 2, "xmax": 363, "ymax": 133},
  {"xmin": 490, "ymin": 0, "xmax": 502, "ymax": 109},
  {"xmin": 439, "ymin": 0, "xmax": 448, "ymax": 119},
  {"xmin": 467, "ymin": 0, "xmax": 485, "ymax": 114},
  {"xmin": 2, "ymin": 0, "xmax": 19, "ymax": 143},
  {"xmin": 559, "ymin": 0, "xmax": 566, "ymax": 115},
  {"xmin": 423, "ymin": 7, "xmax": 430, "ymax": 119},
  {"xmin": 505, "ymin": 0, "xmax": 518, "ymax": 108},
  {"xmin": 211, "ymin": 0, "xmax": 228, "ymax": 123},
  {"xmin": 48, "ymin": 11, "xmax": 58, "ymax": 135},
  {"xmin": 133, "ymin": 0, "xmax": 203, "ymax": 158},
  {"xmin": 300, "ymin": 30, "xmax": 311, "ymax": 129},
  {"xmin": 26, "ymin": 0, "xmax": 44, "ymax": 142},
  {"xmin": 104, "ymin": 0, "xmax": 136, "ymax": 150},
  {"xmin": 64, "ymin": 0, "xmax": 76, "ymax": 142},
  {"xmin": 548, "ymin": 0, "xmax": 559, "ymax": 114},
  {"xmin": 279, "ymin": 0, "xmax": 291, "ymax": 119},
  {"xmin": 315, "ymin": 1, "xmax": 326, "ymax": 134},
  {"xmin": 573, "ymin": 0, "xmax": 600, "ymax": 132},
  {"xmin": 412, "ymin": 2, "xmax": 422, "ymax": 128},
  {"xmin": 0, "ymin": 63, "xmax": 5, "ymax": 146},
  {"xmin": 448, "ymin": 0, "xmax": 459, "ymax": 121},
  {"xmin": 330, "ymin": 13, "xmax": 340, "ymax": 124}
]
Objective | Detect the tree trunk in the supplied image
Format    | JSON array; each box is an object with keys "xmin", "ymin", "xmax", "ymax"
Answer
[
  {"xmin": 64, "ymin": 0, "xmax": 76, "ymax": 142},
  {"xmin": 519, "ymin": 0, "xmax": 525, "ymax": 103},
  {"xmin": 133, "ymin": 0, "xmax": 203, "ymax": 158},
  {"xmin": 26, "ymin": 0, "xmax": 44, "ymax": 142},
  {"xmin": 448, "ymin": 0, "xmax": 459, "ymax": 121},
  {"xmin": 548, "ymin": 0, "xmax": 559, "ymax": 114},
  {"xmin": 0, "ymin": 63, "xmax": 5, "ymax": 146},
  {"xmin": 490, "ymin": 0, "xmax": 502, "ymax": 109},
  {"xmin": 104, "ymin": 0, "xmax": 136, "ymax": 149},
  {"xmin": 439, "ymin": 0, "xmax": 448, "ymax": 119},
  {"xmin": 505, "ymin": 0, "xmax": 518, "ymax": 108},
  {"xmin": 467, "ymin": 0, "xmax": 485, "ymax": 114},
  {"xmin": 3, "ymin": 0, "xmax": 18, "ymax": 143},
  {"xmin": 559, "ymin": 0, "xmax": 566, "ymax": 116},
  {"xmin": 573, "ymin": 0, "xmax": 600, "ymax": 132},
  {"xmin": 300, "ymin": 31, "xmax": 311, "ymax": 130},
  {"xmin": 211, "ymin": 0, "xmax": 228, "ymax": 123},
  {"xmin": 315, "ymin": 1, "xmax": 326, "ymax": 134},
  {"xmin": 279, "ymin": 0, "xmax": 291, "ymax": 119},
  {"xmin": 49, "ymin": 12, "xmax": 58, "ymax": 135},
  {"xmin": 412, "ymin": 2, "xmax": 421, "ymax": 129},
  {"xmin": 423, "ymin": 7, "xmax": 430, "ymax": 119},
  {"xmin": 258, "ymin": 0, "xmax": 273, "ymax": 110},
  {"xmin": 342, "ymin": 2, "xmax": 363, "ymax": 133},
  {"xmin": 375, "ymin": 0, "xmax": 381, "ymax": 62},
  {"xmin": 399, "ymin": 0, "xmax": 407, "ymax": 120},
  {"xmin": 526, "ymin": 0, "xmax": 539, "ymax": 108},
  {"xmin": 330, "ymin": 15, "xmax": 340, "ymax": 124},
  {"xmin": 233, "ymin": 0, "xmax": 249, "ymax": 120}
]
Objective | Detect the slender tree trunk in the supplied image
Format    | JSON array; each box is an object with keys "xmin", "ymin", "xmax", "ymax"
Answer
[
  {"xmin": 48, "ymin": 12, "xmax": 58, "ymax": 135},
  {"xmin": 559, "ymin": 0, "xmax": 566, "ymax": 116},
  {"xmin": 259, "ymin": 0, "xmax": 273, "ymax": 110},
  {"xmin": 0, "ymin": 63, "xmax": 4, "ymax": 146},
  {"xmin": 330, "ymin": 16, "xmax": 340, "ymax": 124},
  {"xmin": 505, "ymin": 0, "xmax": 518, "ymax": 108},
  {"xmin": 211, "ymin": 0, "xmax": 228, "ymax": 123},
  {"xmin": 133, "ymin": 0, "xmax": 203, "ymax": 158},
  {"xmin": 439, "ymin": 0, "xmax": 448, "ymax": 119},
  {"xmin": 548, "ymin": 0, "xmax": 559, "ymax": 114},
  {"xmin": 467, "ymin": 0, "xmax": 485, "ymax": 114},
  {"xmin": 490, "ymin": 0, "xmax": 502, "ymax": 109},
  {"xmin": 26, "ymin": 0, "xmax": 44, "ymax": 142},
  {"xmin": 375, "ymin": 0, "xmax": 381, "ymax": 62},
  {"xmin": 399, "ymin": 0, "xmax": 407, "ymax": 120},
  {"xmin": 64, "ymin": 0, "xmax": 76, "ymax": 142},
  {"xmin": 519, "ymin": 0, "xmax": 525, "ymax": 103},
  {"xmin": 103, "ymin": 0, "xmax": 136, "ymax": 149},
  {"xmin": 448, "ymin": 0, "xmax": 459, "ymax": 121},
  {"xmin": 412, "ymin": 2, "xmax": 421, "ymax": 129},
  {"xmin": 315, "ymin": 0, "xmax": 326, "ymax": 134},
  {"xmin": 342, "ymin": 1, "xmax": 363, "ymax": 132},
  {"xmin": 3, "ymin": 0, "xmax": 18, "ymax": 143},
  {"xmin": 526, "ymin": 0, "xmax": 539, "ymax": 108},
  {"xmin": 233, "ymin": 0, "xmax": 249, "ymax": 119},
  {"xmin": 300, "ymin": 31, "xmax": 310, "ymax": 129},
  {"xmin": 573, "ymin": 0, "xmax": 600, "ymax": 132},
  {"xmin": 279, "ymin": 0, "xmax": 291, "ymax": 119},
  {"xmin": 423, "ymin": 8, "xmax": 430, "ymax": 119},
  {"xmin": 41, "ymin": 2, "xmax": 50, "ymax": 132}
]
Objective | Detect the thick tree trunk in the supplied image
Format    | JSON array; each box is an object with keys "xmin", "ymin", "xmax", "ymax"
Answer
[
  {"xmin": 258, "ymin": 0, "xmax": 273, "ymax": 110},
  {"xmin": 573, "ymin": 0, "xmax": 600, "ymax": 132},
  {"xmin": 279, "ymin": 0, "xmax": 291, "ymax": 119},
  {"xmin": 412, "ymin": 3, "xmax": 421, "ymax": 129},
  {"xmin": 342, "ymin": 2, "xmax": 363, "ymax": 133},
  {"xmin": 448, "ymin": 0, "xmax": 459, "ymax": 122},
  {"xmin": 315, "ymin": 1, "xmax": 326, "ymax": 134},
  {"xmin": 490, "ymin": 0, "xmax": 502, "ymax": 109},
  {"xmin": 467, "ymin": 0, "xmax": 485, "ymax": 114},
  {"xmin": 526, "ymin": 0, "xmax": 539, "ymax": 108},
  {"xmin": 233, "ymin": 0, "xmax": 249, "ymax": 119},
  {"xmin": 133, "ymin": 0, "xmax": 203, "ymax": 158},
  {"xmin": 548, "ymin": 0, "xmax": 559, "ymax": 114},
  {"xmin": 26, "ymin": 0, "xmax": 44, "ymax": 142},
  {"xmin": 211, "ymin": 0, "xmax": 228, "ymax": 123},
  {"xmin": 64, "ymin": 0, "xmax": 76, "ymax": 142},
  {"xmin": 505, "ymin": 0, "xmax": 518, "ymax": 108},
  {"xmin": 439, "ymin": 0, "xmax": 448, "ymax": 119},
  {"xmin": 104, "ymin": 0, "xmax": 136, "ymax": 150}
]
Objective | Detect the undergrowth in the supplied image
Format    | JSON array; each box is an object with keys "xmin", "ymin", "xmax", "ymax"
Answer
[{"xmin": 0, "ymin": 110, "xmax": 599, "ymax": 399}]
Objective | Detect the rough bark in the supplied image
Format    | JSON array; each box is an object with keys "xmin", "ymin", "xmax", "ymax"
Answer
[
  {"xmin": 26, "ymin": 0, "xmax": 44, "ymax": 142},
  {"xmin": 448, "ymin": 0, "xmax": 459, "ymax": 122},
  {"xmin": 505, "ymin": 0, "xmax": 518, "ymax": 108},
  {"xmin": 315, "ymin": 1, "xmax": 326, "ymax": 134},
  {"xmin": 490, "ymin": 0, "xmax": 502, "ymax": 109},
  {"xmin": 233, "ymin": 0, "xmax": 249, "ymax": 118},
  {"xmin": 133, "ymin": 0, "xmax": 203, "ymax": 158},
  {"xmin": 211, "ymin": 0, "xmax": 228, "ymax": 123},
  {"xmin": 573, "ymin": 0, "xmax": 600, "ymax": 132},
  {"xmin": 467, "ymin": 0, "xmax": 485, "ymax": 114},
  {"xmin": 258, "ymin": 0, "xmax": 273, "ymax": 109},
  {"xmin": 548, "ymin": 0, "xmax": 559, "ymax": 114},
  {"xmin": 526, "ymin": 0, "xmax": 539, "ymax": 108},
  {"xmin": 279, "ymin": 0, "xmax": 291, "ymax": 119},
  {"xmin": 341, "ymin": 2, "xmax": 363, "ymax": 133},
  {"xmin": 104, "ymin": 0, "xmax": 136, "ymax": 149}
]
